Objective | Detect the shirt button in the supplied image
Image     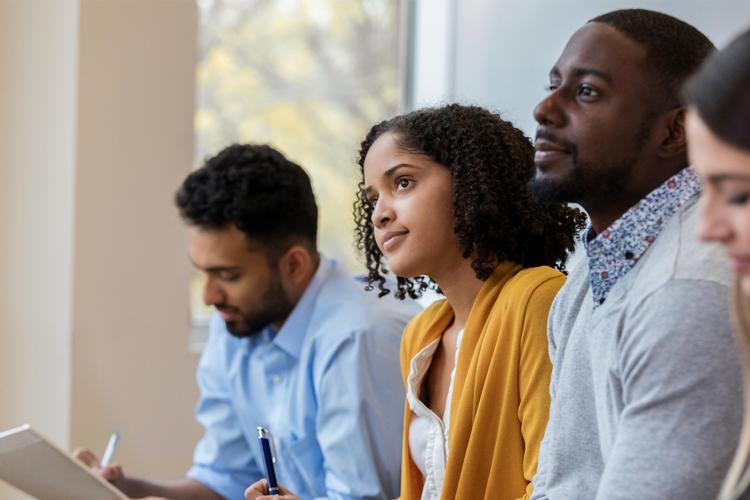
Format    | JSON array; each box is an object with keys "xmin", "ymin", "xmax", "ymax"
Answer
[
  {"xmin": 624, "ymin": 251, "xmax": 635, "ymax": 260},
  {"xmin": 271, "ymin": 375, "xmax": 282, "ymax": 384}
]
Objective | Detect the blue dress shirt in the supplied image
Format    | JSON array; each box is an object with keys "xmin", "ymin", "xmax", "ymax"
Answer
[{"xmin": 186, "ymin": 259, "xmax": 420, "ymax": 500}]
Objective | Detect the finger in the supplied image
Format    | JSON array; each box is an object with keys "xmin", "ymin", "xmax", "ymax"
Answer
[
  {"xmin": 100, "ymin": 464, "xmax": 123, "ymax": 481},
  {"xmin": 257, "ymin": 485, "xmax": 297, "ymax": 500},
  {"xmin": 71, "ymin": 448, "xmax": 99, "ymax": 467},
  {"xmin": 245, "ymin": 479, "xmax": 268, "ymax": 499}
]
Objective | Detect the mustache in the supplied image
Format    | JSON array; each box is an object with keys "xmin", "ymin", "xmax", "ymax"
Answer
[{"xmin": 535, "ymin": 128, "xmax": 577, "ymax": 155}]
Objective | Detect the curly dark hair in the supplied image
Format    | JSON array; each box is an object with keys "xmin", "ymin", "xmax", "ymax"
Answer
[
  {"xmin": 354, "ymin": 104, "xmax": 587, "ymax": 299},
  {"xmin": 590, "ymin": 9, "xmax": 715, "ymax": 108},
  {"xmin": 175, "ymin": 143, "xmax": 318, "ymax": 256}
]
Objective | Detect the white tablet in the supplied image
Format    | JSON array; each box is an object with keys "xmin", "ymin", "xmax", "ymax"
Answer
[{"xmin": 0, "ymin": 424, "xmax": 128, "ymax": 500}]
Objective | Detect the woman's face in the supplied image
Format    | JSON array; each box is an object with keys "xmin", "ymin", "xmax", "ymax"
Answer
[
  {"xmin": 687, "ymin": 108, "xmax": 750, "ymax": 296},
  {"xmin": 362, "ymin": 132, "xmax": 464, "ymax": 279}
]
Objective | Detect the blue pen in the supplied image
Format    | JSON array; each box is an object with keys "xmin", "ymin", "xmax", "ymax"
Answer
[{"xmin": 257, "ymin": 427, "xmax": 280, "ymax": 495}]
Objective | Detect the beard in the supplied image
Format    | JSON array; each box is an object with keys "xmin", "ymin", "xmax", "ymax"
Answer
[
  {"xmin": 528, "ymin": 156, "xmax": 635, "ymax": 206},
  {"xmin": 219, "ymin": 273, "xmax": 295, "ymax": 338},
  {"xmin": 528, "ymin": 123, "xmax": 650, "ymax": 206}
]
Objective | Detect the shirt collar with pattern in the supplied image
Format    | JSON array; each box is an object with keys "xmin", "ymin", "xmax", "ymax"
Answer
[{"xmin": 583, "ymin": 166, "xmax": 701, "ymax": 308}]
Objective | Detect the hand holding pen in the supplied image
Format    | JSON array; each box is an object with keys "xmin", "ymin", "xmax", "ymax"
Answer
[
  {"xmin": 248, "ymin": 428, "xmax": 299, "ymax": 499},
  {"xmin": 244, "ymin": 479, "xmax": 299, "ymax": 500},
  {"xmin": 71, "ymin": 430, "xmax": 126, "ymax": 486}
]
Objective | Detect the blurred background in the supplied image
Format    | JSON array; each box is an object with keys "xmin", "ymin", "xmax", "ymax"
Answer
[{"xmin": 0, "ymin": 0, "xmax": 747, "ymax": 498}]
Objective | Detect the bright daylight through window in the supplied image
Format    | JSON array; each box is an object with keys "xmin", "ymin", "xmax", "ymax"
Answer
[{"xmin": 190, "ymin": 0, "xmax": 405, "ymax": 344}]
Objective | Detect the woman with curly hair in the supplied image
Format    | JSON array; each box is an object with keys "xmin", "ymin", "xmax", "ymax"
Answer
[
  {"xmin": 245, "ymin": 104, "xmax": 584, "ymax": 500},
  {"xmin": 356, "ymin": 104, "xmax": 583, "ymax": 500}
]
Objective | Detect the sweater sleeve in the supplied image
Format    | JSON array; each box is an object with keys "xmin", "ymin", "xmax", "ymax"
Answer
[
  {"xmin": 530, "ymin": 282, "xmax": 563, "ymax": 500},
  {"xmin": 595, "ymin": 279, "xmax": 742, "ymax": 500},
  {"xmin": 515, "ymin": 275, "xmax": 561, "ymax": 500}
]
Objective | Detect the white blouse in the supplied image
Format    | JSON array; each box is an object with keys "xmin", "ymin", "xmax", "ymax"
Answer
[{"xmin": 406, "ymin": 329, "xmax": 464, "ymax": 500}]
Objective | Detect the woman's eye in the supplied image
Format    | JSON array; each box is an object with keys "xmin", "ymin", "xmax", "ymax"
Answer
[
  {"xmin": 367, "ymin": 196, "xmax": 379, "ymax": 207},
  {"xmin": 544, "ymin": 83, "xmax": 559, "ymax": 92},
  {"xmin": 396, "ymin": 178, "xmax": 412, "ymax": 190}
]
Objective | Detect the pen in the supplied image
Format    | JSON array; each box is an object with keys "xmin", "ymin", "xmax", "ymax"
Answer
[
  {"xmin": 100, "ymin": 430, "xmax": 121, "ymax": 468},
  {"xmin": 257, "ymin": 427, "xmax": 280, "ymax": 495}
]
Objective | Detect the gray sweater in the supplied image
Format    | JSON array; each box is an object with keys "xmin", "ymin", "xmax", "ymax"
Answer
[{"xmin": 531, "ymin": 198, "xmax": 744, "ymax": 500}]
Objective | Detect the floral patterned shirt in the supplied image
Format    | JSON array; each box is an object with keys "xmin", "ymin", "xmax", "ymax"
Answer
[{"xmin": 583, "ymin": 167, "xmax": 702, "ymax": 308}]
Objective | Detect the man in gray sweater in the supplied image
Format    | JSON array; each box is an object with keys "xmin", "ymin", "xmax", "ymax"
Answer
[{"xmin": 529, "ymin": 9, "xmax": 744, "ymax": 500}]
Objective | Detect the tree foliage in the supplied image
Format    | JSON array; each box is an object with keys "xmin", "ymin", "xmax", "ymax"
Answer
[{"xmin": 195, "ymin": 0, "xmax": 402, "ymax": 270}]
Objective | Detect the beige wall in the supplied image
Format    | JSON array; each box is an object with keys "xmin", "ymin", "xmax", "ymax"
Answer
[
  {"xmin": 0, "ymin": 0, "xmax": 201, "ymax": 498},
  {"xmin": 0, "ymin": 0, "xmax": 79, "ymax": 497}
]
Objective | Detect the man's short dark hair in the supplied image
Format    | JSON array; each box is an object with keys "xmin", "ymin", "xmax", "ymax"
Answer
[
  {"xmin": 590, "ymin": 9, "xmax": 715, "ymax": 107},
  {"xmin": 175, "ymin": 143, "xmax": 318, "ymax": 254}
]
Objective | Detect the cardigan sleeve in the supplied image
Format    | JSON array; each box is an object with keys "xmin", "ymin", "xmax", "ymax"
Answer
[{"xmin": 514, "ymin": 275, "xmax": 562, "ymax": 500}]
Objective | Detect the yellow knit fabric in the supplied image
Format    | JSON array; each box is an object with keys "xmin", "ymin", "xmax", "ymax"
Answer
[{"xmin": 399, "ymin": 262, "xmax": 563, "ymax": 500}]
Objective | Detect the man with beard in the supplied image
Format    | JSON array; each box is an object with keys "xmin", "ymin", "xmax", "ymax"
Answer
[
  {"xmin": 529, "ymin": 9, "xmax": 744, "ymax": 500},
  {"xmin": 75, "ymin": 144, "xmax": 419, "ymax": 500}
]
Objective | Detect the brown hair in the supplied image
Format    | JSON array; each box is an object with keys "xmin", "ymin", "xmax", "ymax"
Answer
[
  {"xmin": 684, "ymin": 28, "xmax": 750, "ymax": 500},
  {"xmin": 683, "ymin": 28, "xmax": 750, "ymax": 151},
  {"xmin": 720, "ymin": 282, "xmax": 750, "ymax": 499}
]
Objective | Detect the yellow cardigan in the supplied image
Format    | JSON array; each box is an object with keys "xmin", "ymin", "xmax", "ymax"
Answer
[{"xmin": 399, "ymin": 262, "xmax": 563, "ymax": 500}]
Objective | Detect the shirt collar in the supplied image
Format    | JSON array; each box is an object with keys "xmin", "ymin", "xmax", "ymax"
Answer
[
  {"xmin": 269, "ymin": 257, "xmax": 333, "ymax": 359},
  {"xmin": 584, "ymin": 167, "xmax": 701, "ymax": 308}
]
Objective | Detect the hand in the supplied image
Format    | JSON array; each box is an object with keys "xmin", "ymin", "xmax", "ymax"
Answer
[
  {"xmin": 245, "ymin": 479, "xmax": 299, "ymax": 500},
  {"xmin": 72, "ymin": 447, "xmax": 127, "ymax": 490}
]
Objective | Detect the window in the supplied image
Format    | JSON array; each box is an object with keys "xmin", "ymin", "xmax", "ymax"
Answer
[{"xmin": 191, "ymin": 0, "xmax": 407, "ymax": 345}]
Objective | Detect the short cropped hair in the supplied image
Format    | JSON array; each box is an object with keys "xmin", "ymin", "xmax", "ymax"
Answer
[
  {"xmin": 175, "ymin": 143, "xmax": 318, "ymax": 254},
  {"xmin": 590, "ymin": 9, "xmax": 715, "ymax": 106}
]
